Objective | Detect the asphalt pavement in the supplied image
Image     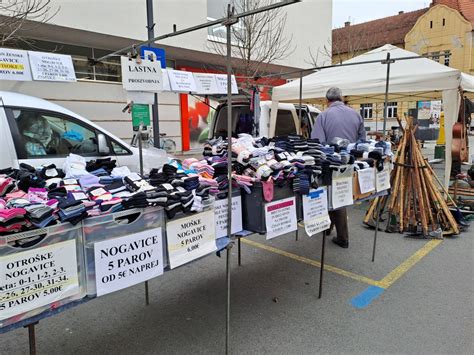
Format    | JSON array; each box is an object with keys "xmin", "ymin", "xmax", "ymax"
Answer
[{"xmin": 1, "ymin": 203, "xmax": 472, "ymax": 354}]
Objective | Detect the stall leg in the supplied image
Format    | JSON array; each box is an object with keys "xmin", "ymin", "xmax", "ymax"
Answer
[
  {"xmin": 372, "ymin": 202, "xmax": 382, "ymax": 262},
  {"xmin": 295, "ymin": 226, "xmax": 299, "ymax": 241},
  {"xmin": 145, "ymin": 281, "xmax": 150, "ymax": 305},
  {"xmin": 25, "ymin": 321, "xmax": 38, "ymax": 355},
  {"xmin": 318, "ymin": 230, "xmax": 326, "ymax": 299},
  {"xmin": 225, "ymin": 243, "xmax": 232, "ymax": 354},
  {"xmin": 238, "ymin": 237, "xmax": 242, "ymax": 266}
]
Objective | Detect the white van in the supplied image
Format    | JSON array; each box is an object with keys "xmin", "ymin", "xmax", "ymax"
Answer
[
  {"xmin": 210, "ymin": 100, "xmax": 321, "ymax": 139},
  {"xmin": 0, "ymin": 91, "xmax": 167, "ymax": 170}
]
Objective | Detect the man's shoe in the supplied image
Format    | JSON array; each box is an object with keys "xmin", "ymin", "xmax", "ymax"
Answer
[{"xmin": 331, "ymin": 237, "xmax": 348, "ymax": 248}]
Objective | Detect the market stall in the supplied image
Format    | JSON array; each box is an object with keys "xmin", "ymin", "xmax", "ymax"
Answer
[{"xmin": 270, "ymin": 44, "xmax": 474, "ymax": 189}]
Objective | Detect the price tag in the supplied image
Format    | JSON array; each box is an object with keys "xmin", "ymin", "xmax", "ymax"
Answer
[
  {"xmin": 214, "ymin": 196, "xmax": 243, "ymax": 238},
  {"xmin": 265, "ymin": 197, "xmax": 297, "ymax": 240},
  {"xmin": 376, "ymin": 163, "xmax": 391, "ymax": 192},
  {"xmin": 166, "ymin": 210, "xmax": 217, "ymax": 269},
  {"xmin": 357, "ymin": 168, "xmax": 376, "ymax": 194},
  {"xmin": 0, "ymin": 240, "xmax": 80, "ymax": 322},
  {"xmin": 331, "ymin": 166, "xmax": 354, "ymax": 209},
  {"xmin": 93, "ymin": 228, "xmax": 164, "ymax": 297},
  {"xmin": 302, "ymin": 187, "xmax": 330, "ymax": 237}
]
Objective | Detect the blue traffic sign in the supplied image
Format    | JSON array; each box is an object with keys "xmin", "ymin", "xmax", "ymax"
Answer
[{"xmin": 140, "ymin": 46, "xmax": 166, "ymax": 69}]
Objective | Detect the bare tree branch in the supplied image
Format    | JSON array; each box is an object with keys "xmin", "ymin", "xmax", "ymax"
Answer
[
  {"xmin": 208, "ymin": 0, "xmax": 295, "ymax": 91},
  {"xmin": 0, "ymin": 0, "xmax": 58, "ymax": 47}
]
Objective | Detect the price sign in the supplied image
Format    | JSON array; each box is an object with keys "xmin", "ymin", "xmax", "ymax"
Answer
[
  {"xmin": 376, "ymin": 163, "xmax": 391, "ymax": 192},
  {"xmin": 331, "ymin": 166, "xmax": 354, "ymax": 209},
  {"xmin": 194, "ymin": 73, "xmax": 219, "ymax": 94},
  {"xmin": 302, "ymin": 187, "xmax": 331, "ymax": 237},
  {"xmin": 0, "ymin": 240, "xmax": 80, "ymax": 322},
  {"xmin": 93, "ymin": 228, "xmax": 164, "ymax": 297},
  {"xmin": 0, "ymin": 48, "xmax": 32, "ymax": 81},
  {"xmin": 166, "ymin": 210, "xmax": 217, "ymax": 269},
  {"xmin": 28, "ymin": 51, "xmax": 76, "ymax": 82},
  {"xmin": 214, "ymin": 195, "xmax": 243, "ymax": 238},
  {"xmin": 215, "ymin": 74, "xmax": 239, "ymax": 94},
  {"xmin": 265, "ymin": 197, "xmax": 297, "ymax": 240},
  {"xmin": 357, "ymin": 168, "xmax": 376, "ymax": 194},
  {"xmin": 167, "ymin": 69, "xmax": 197, "ymax": 92}
]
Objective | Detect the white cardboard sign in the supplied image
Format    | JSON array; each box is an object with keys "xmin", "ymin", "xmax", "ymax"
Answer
[
  {"xmin": 167, "ymin": 69, "xmax": 197, "ymax": 92},
  {"xmin": 215, "ymin": 74, "xmax": 239, "ymax": 94},
  {"xmin": 28, "ymin": 51, "xmax": 76, "ymax": 82},
  {"xmin": 93, "ymin": 228, "xmax": 164, "ymax": 297},
  {"xmin": 214, "ymin": 195, "xmax": 243, "ymax": 239},
  {"xmin": 194, "ymin": 73, "xmax": 219, "ymax": 94},
  {"xmin": 331, "ymin": 166, "xmax": 354, "ymax": 209},
  {"xmin": 357, "ymin": 168, "xmax": 376, "ymax": 194},
  {"xmin": 0, "ymin": 48, "xmax": 32, "ymax": 81},
  {"xmin": 0, "ymin": 240, "xmax": 80, "ymax": 321},
  {"xmin": 376, "ymin": 163, "xmax": 391, "ymax": 192},
  {"xmin": 302, "ymin": 187, "xmax": 331, "ymax": 237},
  {"xmin": 166, "ymin": 210, "xmax": 217, "ymax": 269},
  {"xmin": 121, "ymin": 57, "xmax": 163, "ymax": 92},
  {"xmin": 265, "ymin": 197, "xmax": 297, "ymax": 240}
]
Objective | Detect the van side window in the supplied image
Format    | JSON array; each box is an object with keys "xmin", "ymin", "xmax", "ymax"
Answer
[
  {"xmin": 9, "ymin": 108, "xmax": 98, "ymax": 158},
  {"xmin": 274, "ymin": 110, "xmax": 296, "ymax": 136}
]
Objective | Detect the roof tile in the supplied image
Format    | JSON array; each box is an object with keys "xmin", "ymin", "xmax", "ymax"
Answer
[{"xmin": 332, "ymin": 8, "xmax": 428, "ymax": 56}]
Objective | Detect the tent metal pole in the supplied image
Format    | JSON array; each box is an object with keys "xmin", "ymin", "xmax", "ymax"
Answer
[
  {"xmin": 146, "ymin": 0, "xmax": 161, "ymax": 148},
  {"xmin": 224, "ymin": 6, "xmax": 236, "ymax": 353},
  {"xmin": 372, "ymin": 199, "xmax": 382, "ymax": 262},
  {"xmin": 372, "ymin": 52, "xmax": 393, "ymax": 262},
  {"xmin": 296, "ymin": 70, "xmax": 303, "ymax": 242},
  {"xmin": 382, "ymin": 52, "xmax": 393, "ymax": 136},
  {"xmin": 318, "ymin": 230, "xmax": 326, "ymax": 299}
]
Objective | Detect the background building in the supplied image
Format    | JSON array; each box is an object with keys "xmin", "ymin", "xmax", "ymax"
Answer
[
  {"xmin": 0, "ymin": 0, "xmax": 332, "ymax": 152},
  {"xmin": 331, "ymin": 0, "xmax": 473, "ymax": 128}
]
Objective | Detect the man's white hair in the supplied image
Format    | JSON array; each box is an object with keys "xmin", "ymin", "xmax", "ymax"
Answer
[{"xmin": 326, "ymin": 87, "xmax": 342, "ymax": 102}]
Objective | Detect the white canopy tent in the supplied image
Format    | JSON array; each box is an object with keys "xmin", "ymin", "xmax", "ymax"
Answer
[{"xmin": 272, "ymin": 44, "xmax": 474, "ymax": 187}]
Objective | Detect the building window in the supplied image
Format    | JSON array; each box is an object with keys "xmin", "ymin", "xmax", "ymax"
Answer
[
  {"xmin": 386, "ymin": 102, "xmax": 398, "ymax": 118},
  {"xmin": 444, "ymin": 50, "xmax": 451, "ymax": 66},
  {"xmin": 360, "ymin": 104, "xmax": 373, "ymax": 119},
  {"xmin": 443, "ymin": 18, "xmax": 446, "ymax": 26},
  {"xmin": 430, "ymin": 20, "xmax": 433, "ymax": 28}
]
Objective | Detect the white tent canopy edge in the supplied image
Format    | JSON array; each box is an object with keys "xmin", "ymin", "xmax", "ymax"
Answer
[{"xmin": 271, "ymin": 44, "xmax": 474, "ymax": 188}]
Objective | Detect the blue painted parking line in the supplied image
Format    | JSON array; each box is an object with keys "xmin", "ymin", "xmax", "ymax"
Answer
[{"xmin": 351, "ymin": 286, "xmax": 385, "ymax": 309}]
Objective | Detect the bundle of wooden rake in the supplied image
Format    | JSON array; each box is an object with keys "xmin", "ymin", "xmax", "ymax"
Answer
[{"xmin": 365, "ymin": 118, "xmax": 459, "ymax": 237}]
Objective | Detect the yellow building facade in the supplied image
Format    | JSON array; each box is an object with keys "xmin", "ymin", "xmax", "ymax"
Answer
[{"xmin": 405, "ymin": 4, "xmax": 473, "ymax": 74}]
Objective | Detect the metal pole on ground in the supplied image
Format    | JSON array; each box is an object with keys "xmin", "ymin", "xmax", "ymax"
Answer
[
  {"xmin": 318, "ymin": 230, "xmax": 326, "ymax": 299},
  {"xmin": 137, "ymin": 122, "xmax": 150, "ymax": 303},
  {"xmin": 25, "ymin": 322, "xmax": 38, "ymax": 355},
  {"xmin": 146, "ymin": 0, "xmax": 160, "ymax": 148},
  {"xmin": 372, "ymin": 52, "xmax": 393, "ymax": 262},
  {"xmin": 296, "ymin": 70, "xmax": 303, "ymax": 242},
  {"xmin": 224, "ymin": 6, "xmax": 237, "ymax": 353}
]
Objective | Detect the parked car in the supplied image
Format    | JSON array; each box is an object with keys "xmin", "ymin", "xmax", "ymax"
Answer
[
  {"xmin": 0, "ymin": 91, "xmax": 167, "ymax": 170},
  {"xmin": 209, "ymin": 100, "xmax": 321, "ymax": 139}
]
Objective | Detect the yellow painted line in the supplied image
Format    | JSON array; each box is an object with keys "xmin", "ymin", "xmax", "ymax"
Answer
[
  {"xmin": 378, "ymin": 239, "xmax": 442, "ymax": 288},
  {"xmin": 242, "ymin": 237, "xmax": 443, "ymax": 290},
  {"xmin": 241, "ymin": 238, "xmax": 383, "ymax": 287}
]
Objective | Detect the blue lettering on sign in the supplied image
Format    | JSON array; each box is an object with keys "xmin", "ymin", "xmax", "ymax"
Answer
[
  {"xmin": 140, "ymin": 46, "xmax": 166, "ymax": 69},
  {"xmin": 308, "ymin": 189, "xmax": 324, "ymax": 199}
]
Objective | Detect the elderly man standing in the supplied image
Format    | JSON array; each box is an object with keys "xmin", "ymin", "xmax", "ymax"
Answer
[{"xmin": 311, "ymin": 87, "xmax": 366, "ymax": 248}]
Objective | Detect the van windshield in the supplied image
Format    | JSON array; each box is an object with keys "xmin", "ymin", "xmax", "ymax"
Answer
[{"xmin": 213, "ymin": 105, "xmax": 254, "ymax": 138}]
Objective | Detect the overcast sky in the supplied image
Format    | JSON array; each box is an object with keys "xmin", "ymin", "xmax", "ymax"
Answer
[{"xmin": 333, "ymin": 0, "xmax": 431, "ymax": 28}]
